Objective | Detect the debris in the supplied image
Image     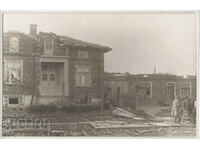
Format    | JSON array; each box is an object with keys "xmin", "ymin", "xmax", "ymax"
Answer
[
  {"xmin": 150, "ymin": 122, "xmax": 181, "ymax": 127},
  {"xmin": 89, "ymin": 120, "xmax": 151, "ymax": 129},
  {"xmin": 155, "ymin": 117, "xmax": 172, "ymax": 121},
  {"xmin": 81, "ymin": 130, "xmax": 89, "ymax": 136},
  {"xmin": 111, "ymin": 108, "xmax": 145, "ymax": 120},
  {"xmin": 50, "ymin": 130, "xmax": 65, "ymax": 136}
]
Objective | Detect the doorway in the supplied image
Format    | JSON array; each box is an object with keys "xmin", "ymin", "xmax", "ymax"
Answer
[
  {"xmin": 116, "ymin": 87, "xmax": 120, "ymax": 107},
  {"xmin": 167, "ymin": 82, "xmax": 176, "ymax": 102}
]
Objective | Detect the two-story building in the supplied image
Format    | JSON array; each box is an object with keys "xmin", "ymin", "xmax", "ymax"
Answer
[{"xmin": 3, "ymin": 24, "xmax": 112, "ymax": 107}]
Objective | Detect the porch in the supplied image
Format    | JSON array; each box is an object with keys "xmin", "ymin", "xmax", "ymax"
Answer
[{"xmin": 39, "ymin": 57, "xmax": 69, "ymax": 98}]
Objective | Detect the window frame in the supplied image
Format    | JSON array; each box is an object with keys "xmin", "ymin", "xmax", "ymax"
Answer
[
  {"xmin": 180, "ymin": 82, "xmax": 192, "ymax": 99},
  {"xmin": 4, "ymin": 59, "xmax": 23, "ymax": 84},
  {"xmin": 41, "ymin": 64, "xmax": 58, "ymax": 86},
  {"xmin": 7, "ymin": 96, "xmax": 21, "ymax": 107},
  {"xmin": 9, "ymin": 37, "xmax": 19, "ymax": 53},
  {"xmin": 75, "ymin": 64, "xmax": 92, "ymax": 88},
  {"xmin": 44, "ymin": 38, "xmax": 54, "ymax": 50},
  {"xmin": 78, "ymin": 50, "xmax": 88, "ymax": 59},
  {"xmin": 140, "ymin": 82, "xmax": 152, "ymax": 99},
  {"xmin": 9, "ymin": 98, "xmax": 19, "ymax": 104},
  {"xmin": 44, "ymin": 38, "xmax": 54, "ymax": 55}
]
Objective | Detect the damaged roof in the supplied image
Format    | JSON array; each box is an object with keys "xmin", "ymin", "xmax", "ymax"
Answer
[
  {"xmin": 58, "ymin": 35, "xmax": 112, "ymax": 52},
  {"xmin": 39, "ymin": 32, "xmax": 112, "ymax": 52}
]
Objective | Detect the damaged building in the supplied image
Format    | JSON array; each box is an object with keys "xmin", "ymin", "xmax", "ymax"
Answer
[
  {"xmin": 3, "ymin": 24, "xmax": 196, "ymax": 109},
  {"xmin": 3, "ymin": 24, "xmax": 112, "ymax": 107},
  {"xmin": 104, "ymin": 72, "xmax": 196, "ymax": 107}
]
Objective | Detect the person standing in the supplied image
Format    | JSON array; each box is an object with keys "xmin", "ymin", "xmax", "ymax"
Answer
[
  {"xmin": 171, "ymin": 96, "xmax": 179, "ymax": 123},
  {"xmin": 191, "ymin": 98, "xmax": 196, "ymax": 124},
  {"xmin": 177, "ymin": 96, "xmax": 183, "ymax": 123},
  {"xmin": 182, "ymin": 96, "xmax": 190, "ymax": 123},
  {"xmin": 188, "ymin": 98, "xmax": 194, "ymax": 123}
]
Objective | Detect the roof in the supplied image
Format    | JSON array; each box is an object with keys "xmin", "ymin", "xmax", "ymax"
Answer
[
  {"xmin": 59, "ymin": 35, "xmax": 112, "ymax": 52},
  {"xmin": 104, "ymin": 72, "xmax": 196, "ymax": 80},
  {"xmin": 39, "ymin": 32, "xmax": 112, "ymax": 52},
  {"xmin": 5, "ymin": 31, "xmax": 37, "ymax": 40}
]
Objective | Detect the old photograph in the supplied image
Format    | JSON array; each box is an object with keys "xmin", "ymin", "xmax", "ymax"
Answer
[{"xmin": 1, "ymin": 12, "xmax": 198, "ymax": 137}]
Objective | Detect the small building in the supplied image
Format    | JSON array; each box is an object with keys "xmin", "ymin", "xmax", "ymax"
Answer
[
  {"xmin": 104, "ymin": 73, "xmax": 196, "ymax": 107},
  {"xmin": 3, "ymin": 24, "xmax": 112, "ymax": 107}
]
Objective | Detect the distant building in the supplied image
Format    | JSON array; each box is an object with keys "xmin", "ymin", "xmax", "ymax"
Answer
[
  {"xmin": 3, "ymin": 24, "xmax": 112, "ymax": 107},
  {"xmin": 104, "ymin": 73, "xmax": 196, "ymax": 107}
]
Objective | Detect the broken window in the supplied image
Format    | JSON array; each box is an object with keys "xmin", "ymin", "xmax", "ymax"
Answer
[
  {"xmin": 10, "ymin": 37, "xmax": 19, "ymax": 52},
  {"xmin": 76, "ymin": 64, "xmax": 91, "ymax": 87},
  {"xmin": 79, "ymin": 50, "xmax": 88, "ymax": 58},
  {"xmin": 4, "ymin": 60, "xmax": 23, "ymax": 84},
  {"xmin": 140, "ymin": 82, "xmax": 152, "ymax": 98}
]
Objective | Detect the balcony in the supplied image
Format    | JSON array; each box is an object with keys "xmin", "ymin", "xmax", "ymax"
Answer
[
  {"xmin": 54, "ymin": 48, "xmax": 67, "ymax": 56},
  {"xmin": 43, "ymin": 48, "xmax": 67, "ymax": 57}
]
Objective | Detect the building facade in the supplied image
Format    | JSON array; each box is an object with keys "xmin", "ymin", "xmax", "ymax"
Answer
[
  {"xmin": 3, "ymin": 25, "xmax": 112, "ymax": 107},
  {"xmin": 2, "ymin": 31, "xmax": 38, "ymax": 107},
  {"xmin": 104, "ymin": 73, "xmax": 196, "ymax": 107}
]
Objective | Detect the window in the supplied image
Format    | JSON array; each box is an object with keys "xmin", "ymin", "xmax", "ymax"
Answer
[
  {"xmin": 4, "ymin": 60, "xmax": 23, "ymax": 84},
  {"xmin": 50, "ymin": 74, "xmax": 55, "ymax": 81},
  {"xmin": 9, "ymin": 98, "xmax": 19, "ymax": 104},
  {"xmin": 42, "ymin": 74, "xmax": 48, "ymax": 81},
  {"xmin": 181, "ymin": 82, "xmax": 191, "ymax": 98},
  {"xmin": 140, "ymin": 82, "xmax": 152, "ymax": 98},
  {"xmin": 79, "ymin": 50, "xmax": 88, "ymax": 58},
  {"xmin": 76, "ymin": 65, "xmax": 91, "ymax": 87},
  {"xmin": 41, "ymin": 63, "xmax": 57, "ymax": 86},
  {"xmin": 10, "ymin": 37, "xmax": 19, "ymax": 52},
  {"xmin": 44, "ymin": 38, "xmax": 54, "ymax": 50}
]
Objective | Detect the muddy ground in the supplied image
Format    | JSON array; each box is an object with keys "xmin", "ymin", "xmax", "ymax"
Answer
[{"xmin": 2, "ymin": 109, "xmax": 196, "ymax": 137}]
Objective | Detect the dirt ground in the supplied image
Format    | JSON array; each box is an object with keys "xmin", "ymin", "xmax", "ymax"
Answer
[{"xmin": 2, "ymin": 109, "xmax": 197, "ymax": 137}]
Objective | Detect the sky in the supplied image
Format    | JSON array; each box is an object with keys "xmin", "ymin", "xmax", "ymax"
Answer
[{"xmin": 3, "ymin": 12, "xmax": 197, "ymax": 75}]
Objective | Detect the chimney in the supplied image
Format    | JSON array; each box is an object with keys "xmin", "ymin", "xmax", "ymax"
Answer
[{"xmin": 29, "ymin": 24, "xmax": 37, "ymax": 37}]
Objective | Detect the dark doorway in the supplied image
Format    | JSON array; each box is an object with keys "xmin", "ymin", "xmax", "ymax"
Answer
[
  {"xmin": 167, "ymin": 83, "xmax": 175, "ymax": 102},
  {"xmin": 117, "ymin": 87, "xmax": 120, "ymax": 107}
]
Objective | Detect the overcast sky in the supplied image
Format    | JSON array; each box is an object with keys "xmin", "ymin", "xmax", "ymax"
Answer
[{"xmin": 3, "ymin": 12, "xmax": 197, "ymax": 75}]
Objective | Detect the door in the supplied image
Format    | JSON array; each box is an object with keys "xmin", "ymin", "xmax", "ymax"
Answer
[
  {"xmin": 167, "ymin": 83, "xmax": 175, "ymax": 102},
  {"xmin": 44, "ymin": 38, "xmax": 54, "ymax": 56},
  {"xmin": 116, "ymin": 87, "xmax": 120, "ymax": 107}
]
